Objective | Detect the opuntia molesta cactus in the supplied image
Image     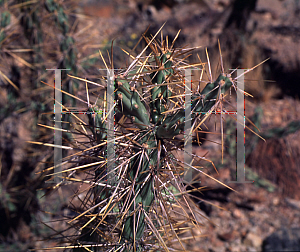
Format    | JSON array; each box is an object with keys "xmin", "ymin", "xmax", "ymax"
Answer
[{"xmin": 46, "ymin": 29, "xmax": 239, "ymax": 252}]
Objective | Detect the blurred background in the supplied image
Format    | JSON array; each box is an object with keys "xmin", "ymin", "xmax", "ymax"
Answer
[{"xmin": 0, "ymin": 0, "xmax": 300, "ymax": 251}]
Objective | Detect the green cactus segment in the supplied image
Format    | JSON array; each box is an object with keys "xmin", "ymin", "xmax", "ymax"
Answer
[
  {"xmin": 87, "ymin": 106, "xmax": 107, "ymax": 143},
  {"xmin": 115, "ymin": 75, "xmax": 157, "ymax": 246},
  {"xmin": 75, "ymin": 105, "xmax": 111, "ymax": 252},
  {"xmin": 45, "ymin": 1, "xmax": 69, "ymax": 33},
  {"xmin": 156, "ymin": 74, "xmax": 233, "ymax": 139},
  {"xmin": 123, "ymin": 134, "xmax": 157, "ymax": 244},
  {"xmin": 115, "ymin": 54, "xmax": 175, "ymax": 244},
  {"xmin": 116, "ymin": 79, "xmax": 150, "ymax": 129},
  {"xmin": 123, "ymin": 180, "xmax": 153, "ymax": 241},
  {"xmin": 119, "ymin": 53, "xmax": 175, "ymax": 247},
  {"xmin": 57, "ymin": 6, "xmax": 69, "ymax": 34},
  {"xmin": 1, "ymin": 11, "xmax": 11, "ymax": 28},
  {"xmin": 156, "ymin": 110, "xmax": 185, "ymax": 139},
  {"xmin": 45, "ymin": 0, "xmax": 58, "ymax": 12},
  {"xmin": 193, "ymin": 74, "xmax": 233, "ymax": 114},
  {"xmin": 0, "ymin": 30, "xmax": 5, "ymax": 43},
  {"xmin": 150, "ymin": 53, "xmax": 173, "ymax": 124},
  {"xmin": 0, "ymin": 11, "xmax": 11, "ymax": 43}
]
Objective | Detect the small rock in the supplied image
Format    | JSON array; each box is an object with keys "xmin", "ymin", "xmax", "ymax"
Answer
[
  {"xmin": 243, "ymin": 232, "xmax": 263, "ymax": 248},
  {"xmin": 232, "ymin": 209, "xmax": 245, "ymax": 219},
  {"xmin": 272, "ymin": 196, "xmax": 280, "ymax": 206},
  {"xmin": 218, "ymin": 230, "xmax": 237, "ymax": 242},
  {"xmin": 219, "ymin": 210, "xmax": 231, "ymax": 218}
]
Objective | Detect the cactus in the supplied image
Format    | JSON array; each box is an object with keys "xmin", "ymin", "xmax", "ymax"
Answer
[
  {"xmin": 25, "ymin": 23, "xmax": 267, "ymax": 251},
  {"xmin": 44, "ymin": 30, "xmax": 240, "ymax": 252}
]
